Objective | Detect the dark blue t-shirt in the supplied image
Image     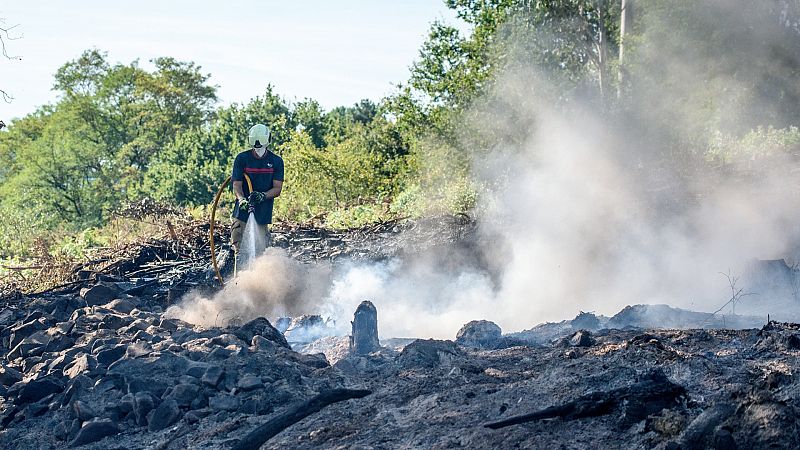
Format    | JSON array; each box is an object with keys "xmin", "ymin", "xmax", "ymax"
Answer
[{"xmin": 232, "ymin": 149, "xmax": 284, "ymax": 224}]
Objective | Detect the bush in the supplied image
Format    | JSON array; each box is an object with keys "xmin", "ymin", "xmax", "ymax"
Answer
[
  {"xmin": 325, "ymin": 204, "xmax": 386, "ymax": 229},
  {"xmin": 707, "ymin": 126, "xmax": 800, "ymax": 163}
]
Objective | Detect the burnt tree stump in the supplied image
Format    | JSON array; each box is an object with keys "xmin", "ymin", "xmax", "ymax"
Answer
[{"xmin": 350, "ymin": 300, "xmax": 379, "ymax": 355}]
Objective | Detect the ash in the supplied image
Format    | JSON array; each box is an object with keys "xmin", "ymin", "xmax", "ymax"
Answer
[{"xmin": 1, "ymin": 217, "xmax": 799, "ymax": 449}]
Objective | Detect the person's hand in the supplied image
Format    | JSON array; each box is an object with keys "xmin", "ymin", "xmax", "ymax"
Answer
[
  {"xmin": 249, "ymin": 191, "xmax": 266, "ymax": 204},
  {"xmin": 238, "ymin": 198, "xmax": 250, "ymax": 211}
]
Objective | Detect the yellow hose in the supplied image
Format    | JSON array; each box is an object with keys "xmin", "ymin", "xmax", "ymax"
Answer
[{"xmin": 209, "ymin": 173, "xmax": 253, "ymax": 285}]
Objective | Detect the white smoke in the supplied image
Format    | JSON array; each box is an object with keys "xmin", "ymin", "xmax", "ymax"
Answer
[
  {"xmin": 171, "ymin": 3, "xmax": 800, "ymax": 339},
  {"xmin": 165, "ymin": 248, "xmax": 329, "ymax": 328}
]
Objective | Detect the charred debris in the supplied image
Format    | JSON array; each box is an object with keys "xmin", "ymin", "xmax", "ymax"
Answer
[{"xmin": 1, "ymin": 213, "xmax": 800, "ymax": 449}]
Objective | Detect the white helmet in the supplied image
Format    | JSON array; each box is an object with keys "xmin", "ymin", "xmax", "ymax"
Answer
[{"xmin": 248, "ymin": 124, "xmax": 271, "ymax": 148}]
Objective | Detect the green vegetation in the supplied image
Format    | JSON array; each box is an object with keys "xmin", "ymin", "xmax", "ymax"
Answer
[{"xmin": 2, "ymin": 0, "xmax": 799, "ymax": 268}]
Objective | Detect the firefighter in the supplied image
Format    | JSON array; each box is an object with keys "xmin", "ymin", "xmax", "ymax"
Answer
[{"xmin": 230, "ymin": 123, "xmax": 285, "ymax": 253}]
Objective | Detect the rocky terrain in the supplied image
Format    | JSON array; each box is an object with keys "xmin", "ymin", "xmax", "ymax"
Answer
[{"xmin": 2, "ymin": 216, "xmax": 800, "ymax": 449}]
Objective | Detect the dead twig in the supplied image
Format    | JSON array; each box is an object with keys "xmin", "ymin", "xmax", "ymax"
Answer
[
  {"xmin": 1, "ymin": 265, "xmax": 44, "ymax": 271},
  {"xmin": 484, "ymin": 371, "xmax": 684, "ymax": 429},
  {"xmin": 229, "ymin": 389, "xmax": 371, "ymax": 450},
  {"xmin": 27, "ymin": 279, "xmax": 86, "ymax": 296},
  {"xmin": 709, "ymin": 269, "xmax": 756, "ymax": 317}
]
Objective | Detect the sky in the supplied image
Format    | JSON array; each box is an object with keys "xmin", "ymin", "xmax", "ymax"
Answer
[{"xmin": 0, "ymin": 1, "xmax": 464, "ymax": 121}]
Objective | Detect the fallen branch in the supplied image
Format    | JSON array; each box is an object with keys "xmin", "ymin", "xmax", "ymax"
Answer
[
  {"xmin": 229, "ymin": 388, "xmax": 371, "ymax": 450},
  {"xmin": 27, "ymin": 279, "xmax": 87, "ymax": 296},
  {"xmin": 1, "ymin": 265, "xmax": 44, "ymax": 271},
  {"xmin": 484, "ymin": 371, "xmax": 684, "ymax": 429}
]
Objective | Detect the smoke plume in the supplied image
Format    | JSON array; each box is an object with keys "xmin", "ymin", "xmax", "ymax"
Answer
[
  {"xmin": 172, "ymin": 2, "xmax": 800, "ymax": 339},
  {"xmin": 165, "ymin": 249, "xmax": 329, "ymax": 328}
]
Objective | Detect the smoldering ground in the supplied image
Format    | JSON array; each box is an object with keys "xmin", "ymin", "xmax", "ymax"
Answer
[{"xmin": 169, "ymin": 2, "xmax": 800, "ymax": 339}]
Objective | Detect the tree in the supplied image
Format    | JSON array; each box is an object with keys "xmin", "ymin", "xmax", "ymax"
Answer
[
  {"xmin": 292, "ymin": 99, "xmax": 326, "ymax": 147},
  {"xmin": 0, "ymin": 17, "xmax": 22, "ymax": 103},
  {"xmin": 0, "ymin": 50, "xmax": 218, "ymax": 227}
]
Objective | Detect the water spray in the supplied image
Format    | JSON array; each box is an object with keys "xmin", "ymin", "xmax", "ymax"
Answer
[{"xmin": 209, "ymin": 173, "xmax": 253, "ymax": 284}]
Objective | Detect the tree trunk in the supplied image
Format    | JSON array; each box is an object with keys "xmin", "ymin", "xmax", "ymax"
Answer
[
  {"xmin": 596, "ymin": 0, "xmax": 610, "ymax": 104},
  {"xmin": 350, "ymin": 300, "xmax": 380, "ymax": 355},
  {"xmin": 618, "ymin": 0, "xmax": 634, "ymax": 98}
]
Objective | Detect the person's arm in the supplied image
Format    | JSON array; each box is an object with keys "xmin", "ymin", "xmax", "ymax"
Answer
[
  {"xmin": 232, "ymin": 154, "xmax": 247, "ymax": 200},
  {"xmin": 233, "ymin": 180, "xmax": 246, "ymax": 200},
  {"xmin": 262, "ymin": 155, "xmax": 284, "ymax": 199},
  {"xmin": 264, "ymin": 180, "xmax": 283, "ymax": 199}
]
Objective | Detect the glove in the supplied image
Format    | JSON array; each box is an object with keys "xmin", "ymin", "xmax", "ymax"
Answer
[
  {"xmin": 249, "ymin": 191, "xmax": 266, "ymax": 204},
  {"xmin": 238, "ymin": 198, "xmax": 250, "ymax": 211}
]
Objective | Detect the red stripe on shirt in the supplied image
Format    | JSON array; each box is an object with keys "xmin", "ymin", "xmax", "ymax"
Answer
[{"xmin": 244, "ymin": 168, "xmax": 275, "ymax": 173}]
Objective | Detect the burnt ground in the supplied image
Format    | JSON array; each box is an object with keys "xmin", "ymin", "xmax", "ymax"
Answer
[{"xmin": 2, "ymin": 215, "xmax": 800, "ymax": 449}]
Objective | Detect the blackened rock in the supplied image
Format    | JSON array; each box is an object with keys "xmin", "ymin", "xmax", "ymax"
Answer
[
  {"xmin": 22, "ymin": 399, "xmax": 49, "ymax": 419},
  {"xmin": 126, "ymin": 342, "xmax": 152, "ymax": 358},
  {"xmin": 52, "ymin": 320, "xmax": 76, "ymax": 335},
  {"xmin": 96, "ymin": 345, "xmax": 128, "ymax": 365},
  {"xmin": 9, "ymin": 318, "xmax": 50, "ymax": 349},
  {"xmin": 185, "ymin": 408, "xmax": 212, "ymax": 423},
  {"xmin": 91, "ymin": 338, "xmax": 119, "ymax": 354},
  {"xmin": 186, "ymin": 363, "xmax": 209, "ymax": 379},
  {"xmin": 238, "ymin": 395, "xmax": 274, "ymax": 415},
  {"xmin": 53, "ymin": 419, "xmax": 70, "ymax": 441},
  {"xmin": 132, "ymin": 330, "xmax": 155, "ymax": 344},
  {"xmin": 455, "ymin": 320, "xmax": 502, "ymax": 348},
  {"xmin": 208, "ymin": 346, "xmax": 233, "ymax": 360},
  {"xmin": 62, "ymin": 375, "xmax": 93, "ymax": 406},
  {"xmin": 147, "ymin": 398, "xmax": 181, "ymax": 431},
  {"xmin": 158, "ymin": 318, "xmax": 179, "ymax": 332},
  {"xmin": 208, "ymin": 393, "xmax": 240, "ymax": 412},
  {"xmin": 233, "ymin": 317, "xmax": 289, "ymax": 349},
  {"xmin": 13, "ymin": 376, "xmax": 64, "ymax": 405},
  {"xmin": 209, "ymin": 333, "xmax": 246, "ymax": 347},
  {"xmin": 201, "ymin": 366, "xmax": 224, "ymax": 388},
  {"xmin": 67, "ymin": 418, "xmax": 82, "ymax": 440},
  {"xmin": 350, "ymin": 301, "xmax": 379, "ymax": 356},
  {"xmin": 134, "ymin": 392, "xmax": 156, "ymax": 426},
  {"xmin": 219, "ymin": 371, "xmax": 238, "ymax": 392},
  {"xmin": 103, "ymin": 299, "xmax": 136, "ymax": 315},
  {"xmin": 569, "ymin": 330, "xmax": 596, "ymax": 347},
  {"xmin": 0, "ymin": 405, "xmax": 19, "ymax": 428},
  {"xmin": 72, "ymin": 400, "xmax": 97, "ymax": 422},
  {"xmin": 169, "ymin": 383, "xmax": 200, "ymax": 408},
  {"xmin": 9, "ymin": 329, "xmax": 52, "ymax": 359},
  {"xmin": 118, "ymin": 393, "xmax": 135, "ymax": 414},
  {"xmin": 80, "ymin": 283, "xmax": 120, "ymax": 306},
  {"xmin": 44, "ymin": 334, "xmax": 75, "ymax": 353},
  {"xmin": 190, "ymin": 391, "xmax": 209, "ymax": 410},
  {"xmin": 786, "ymin": 334, "xmax": 800, "ymax": 350},
  {"xmin": 70, "ymin": 418, "xmax": 119, "ymax": 446},
  {"xmin": 22, "ymin": 356, "xmax": 43, "ymax": 373},
  {"xmin": 251, "ymin": 335, "xmax": 277, "ymax": 352},
  {"xmin": 99, "ymin": 314, "xmax": 129, "ymax": 330},
  {"xmin": 108, "ymin": 352, "xmax": 189, "ymax": 393},
  {"xmin": 236, "ymin": 375, "xmax": 263, "ymax": 392},
  {"xmin": 49, "ymin": 297, "xmax": 73, "ymax": 320},
  {"xmin": 399, "ymin": 339, "xmax": 464, "ymax": 368},
  {"xmin": 64, "ymin": 354, "xmax": 97, "ymax": 379},
  {"xmin": 126, "ymin": 377, "xmax": 169, "ymax": 397},
  {"xmin": 0, "ymin": 364, "xmax": 23, "ymax": 386}
]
